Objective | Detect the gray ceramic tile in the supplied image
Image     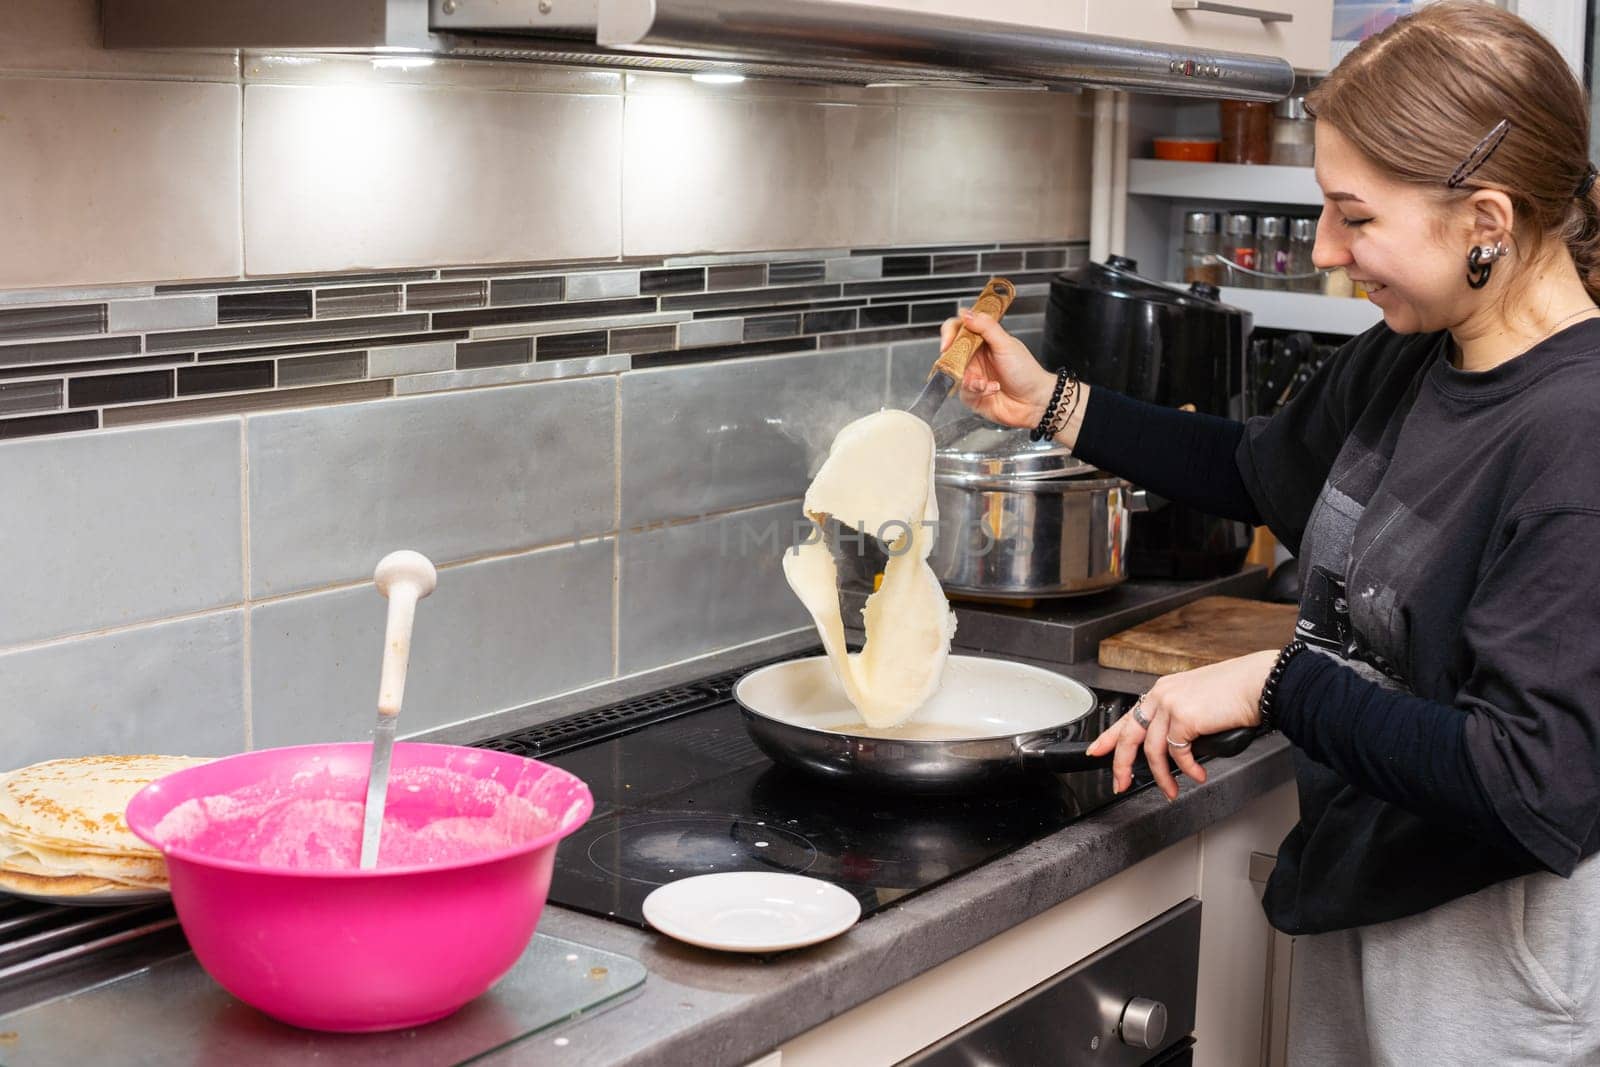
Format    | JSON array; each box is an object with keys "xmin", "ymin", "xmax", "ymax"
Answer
[
  {"xmin": 251, "ymin": 540, "xmax": 614, "ymax": 747},
  {"xmin": 0, "ymin": 284, "xmax": 153, "ymax": 308},
  {"xmin": 0, "ymin": 77, "xmax": 240, "ymax": 289},
  {"xmin": 665, "ymin": 248, "xmax": 847, "ymax": 267},
  {"xmin": 456, "ymin": 337, "xmax": 532, "ymax": 370},
  {"xmin": 677, "ymin": 318, "xmax": 744, "ymax": 348},
  {"xmin": 469, "ymin": 310, "xmax": 688, "ymax": 342},
  {"xmin": 244, "ymin": 84, "xmax": 621, "ymax": 275},
  {"xmin": 277, "ymin": 350, "xmax": 368, "ymax": 387},
  {"xmin": 620, "ymin": 345, "xmax": 887, "ymax": 526},
  {"xmin": 490, "ymin": 277, "xmax": 564, "ymax": 307},
  {"xmin": 565, "ymin": 270, "xmax": 641, "ymax": 301},
  {"xmin": 608, "ymin": 324, "xmax": 675, "ymax": 354},
  {"xmin": 0, "ymin": 611, "xmax": 246, "ymax": 770},
  {"xmin": 0, "ymin": 379, "xmax": 63, "ymax": 416},
  {"xmin": 405, "ymin": 280, "xmax": 486, "ymax": 311},
  {"xmin": 367, "ymin": 340, "xmax": 456, "ymax": 377},
  {"xmin": 247, "ymin": 378, "xmax": 616, "ymax": 597},
  {"xmin": 315, "ymin": 285, "xmax": 403, "ymax": 318},
  {"xmin": 392, "ymin": 354, "xmax": 628, "ymax": 396},
  {"xmin": 619, "ymin": 501, "xmax": 808, "ymax": 674},
  {"xmin": 0, "ymin": 419, "xmax": 242, "ymax": 647},
  {"xmin": 102, "ymin": 381, "xmax": 390, "ymax": 428},
  {"xmin": 106, "ymin": 295, "xmax": 217, "ymax": 333},
  {"xmin": 825, "ymin": 256, "xmax": 883, "ymax": 282},
  {"xmin": 0, "ymin": 303, "xmax": 104, "ymax": 341}
]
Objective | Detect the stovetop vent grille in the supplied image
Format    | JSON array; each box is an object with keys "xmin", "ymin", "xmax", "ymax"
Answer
[{"xmin": 472, "ymin": 649, "xmax": 810, "ymax": 757}]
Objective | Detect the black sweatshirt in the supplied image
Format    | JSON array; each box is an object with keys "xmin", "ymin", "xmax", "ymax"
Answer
[{"xmin": 1072, "ymin": 319, "xmax": 1600, "ymax": 934}]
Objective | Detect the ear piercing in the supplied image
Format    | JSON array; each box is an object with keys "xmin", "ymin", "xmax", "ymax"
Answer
[{"xmin": 1467, "ymin": 241, "xmax": 1507, "ymax": 290}]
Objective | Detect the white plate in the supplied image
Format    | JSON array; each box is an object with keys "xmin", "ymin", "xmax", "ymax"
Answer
[
  {"xmin": 642, "ymin": 872, "xmax": 861, "ymax": 953},
  {"xmin": 0, "ymin": 885, "xmax": 169, "ymax": 908}
]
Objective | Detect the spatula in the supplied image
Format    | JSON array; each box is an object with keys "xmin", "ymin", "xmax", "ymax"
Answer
[
  {"xmin": 904, "ymin": 276, "xmax": 1017, "ymax": 424},
  {"xmin": 359, "ymin": 550, "xmax": 438, "ymax": 870}
]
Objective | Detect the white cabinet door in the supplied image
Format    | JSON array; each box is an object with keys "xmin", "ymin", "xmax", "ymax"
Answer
[
  {"xmin": 1087, "ymin": 0, "xmax": 1334, "ymax": 73},
  {"xmin": 1194, "ymin": 780, "xmax": 1300, "ymax": 1067}
]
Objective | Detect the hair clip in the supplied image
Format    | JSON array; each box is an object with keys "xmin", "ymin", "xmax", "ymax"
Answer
[{"xmin": 1446, "ymin": 119, "xmax": 1511, "ymax": 188}]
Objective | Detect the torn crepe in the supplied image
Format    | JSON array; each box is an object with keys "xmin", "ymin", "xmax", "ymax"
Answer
[{"xmin": 784, "ymin": 410, "xmax": 957, "ymax": 728}]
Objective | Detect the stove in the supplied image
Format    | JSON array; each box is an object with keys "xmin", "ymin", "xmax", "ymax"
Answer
[{"xmin": 473, "ymin": 653, "xmax": 1151, "ymax": 928}]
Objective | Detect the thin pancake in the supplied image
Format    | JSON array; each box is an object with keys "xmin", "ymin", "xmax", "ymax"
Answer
[
  {"xmin": 0, "ymin": 755, "xmax": 209, "ymax": 854},
  {"xmin": 0, "ymin": 868, "xmax": 125, "ymax": 897}
]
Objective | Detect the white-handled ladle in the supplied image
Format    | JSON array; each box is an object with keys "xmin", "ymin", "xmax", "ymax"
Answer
[{"xmin": 359, "ymin": 550, "xmax": 438, "ymax": 870}]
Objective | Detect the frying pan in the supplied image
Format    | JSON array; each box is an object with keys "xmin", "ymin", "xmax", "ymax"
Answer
[{"xmin": 734, "ymin": 655, "xmax": 1258, "ymax": 796}]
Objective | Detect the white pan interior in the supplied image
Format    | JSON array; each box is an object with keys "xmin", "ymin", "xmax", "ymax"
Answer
[{"xmin": 735, "ymin": 655, "xmax": 1097, "ymax": 741}]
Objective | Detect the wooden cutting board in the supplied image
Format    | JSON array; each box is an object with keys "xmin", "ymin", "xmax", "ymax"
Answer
[{"xmin": 1096, "ymin": 595, "xmax": 1299, "ymax": 675}]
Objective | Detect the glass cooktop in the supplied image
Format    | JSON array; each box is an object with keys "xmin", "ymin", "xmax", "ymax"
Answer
[{"xmin": 474, "ymin": 655, "xmax": 1150, "ymax": 929}]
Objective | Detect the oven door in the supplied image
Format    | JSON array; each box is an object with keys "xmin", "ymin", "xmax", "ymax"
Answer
[{"xmin": 899, "ymin": 899, "xmax": 1201, "ymax": 1067}]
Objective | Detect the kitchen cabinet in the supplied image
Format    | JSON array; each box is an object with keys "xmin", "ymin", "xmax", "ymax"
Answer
[
  {"xmin": 811, "ymin": 0, "xmax": 1088, "ymax": 32},
  {"xmin": 814, "ymin": 1, "xmax": 1330, "ymax": 71},
  {"xmin": 1193, "ymin": 779, "xmax": 1300, "ymax": 1067},
  {"xmin": 756, "ymin": 778, "xmax": 1299, "ymax": 1066},
  {"xmin": 1087, "ymin": 0, "xmax": 1334, "ymax": 73}
]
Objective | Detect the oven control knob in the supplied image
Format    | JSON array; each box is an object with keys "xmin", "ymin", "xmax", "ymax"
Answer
[{"xmin": 1118, "ymin": 996, "xmax": 1168, "ymax": 1050}]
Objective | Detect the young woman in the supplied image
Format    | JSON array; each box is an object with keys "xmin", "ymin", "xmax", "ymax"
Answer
[{"xmin": 943, "ymin": 3, "xmax": 1600, "ymax": 1060}]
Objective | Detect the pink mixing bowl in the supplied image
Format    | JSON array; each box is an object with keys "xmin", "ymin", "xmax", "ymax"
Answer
[{"xmin": 125, "ymin": 742, "xmax": 593, "ymax": 1033}]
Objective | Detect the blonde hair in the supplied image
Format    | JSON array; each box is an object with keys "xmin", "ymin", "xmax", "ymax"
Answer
[{"xmin": 1306, "ymin": 1, "xmax": 1600, "ymax": 301}]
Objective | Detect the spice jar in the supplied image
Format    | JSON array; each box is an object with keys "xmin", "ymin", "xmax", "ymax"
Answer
[
  {"xmin": 1257, "ymin": 215, "xmax": 1289, "ymax": 290},
  {"xmin": 1271, "ymin": 96, "xmax": 1315, "ymax": 167},
  {"xmin": 1222, "ymin": 212, "xmax": 1258, "ymax": 288},
  {"xmin": 1288, "ymin": 217, "xmax": 1319, "ymax": 292},
  {"xmin": 1219, "ymin": 100, "xmax": 1273, "ymax": 164},
  {"xmin": 1180, "ymin": 211, "xmax": 1222, "ymax": 286}
]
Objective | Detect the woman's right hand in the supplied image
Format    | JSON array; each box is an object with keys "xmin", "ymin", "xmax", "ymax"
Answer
[{"xmin": 938, "ymin": 308, "xmax": 1058, "ymax": 430}]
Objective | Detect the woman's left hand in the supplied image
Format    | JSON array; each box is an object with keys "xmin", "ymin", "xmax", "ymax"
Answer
[{"xmin": 1085, "ymin": 649, "xmax": 1279, "ymax": 800}]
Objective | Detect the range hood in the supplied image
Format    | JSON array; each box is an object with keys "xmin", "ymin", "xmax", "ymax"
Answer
[{"xmin": 103, "ymin": 0, "xmax": 1294, "ymax": 99}]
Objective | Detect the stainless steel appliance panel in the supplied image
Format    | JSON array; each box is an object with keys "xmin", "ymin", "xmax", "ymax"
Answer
[{"xmin": 900, "ymin": 899, "xmax": 1202, "ymax": 1067}]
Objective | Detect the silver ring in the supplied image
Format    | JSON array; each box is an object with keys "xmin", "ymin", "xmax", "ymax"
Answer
[
  {"xmin": 1166, "ymin": 738, "xmax": 1192, "ymax": 749},
  {"xmin": 1131, "ymin": 698, "xmax": 1151, "ymax": 729}
]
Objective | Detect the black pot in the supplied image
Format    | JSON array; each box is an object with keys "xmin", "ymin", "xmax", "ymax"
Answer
[{"xmin": 1042, "ymin": 255, "xmax": 1254, "ymax": 580}]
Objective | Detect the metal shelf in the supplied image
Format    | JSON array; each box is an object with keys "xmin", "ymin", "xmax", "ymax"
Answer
[
  {"xmin": 1220, "ymin": 286, "xmax": 1382, "ymax": 334},
  {"xmin": 1128, "ymin": 159, "xmax": 1322, "ymax": 206}
]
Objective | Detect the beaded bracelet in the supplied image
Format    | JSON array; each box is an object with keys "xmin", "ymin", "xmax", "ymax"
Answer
[
  {"xmin": 1030, "ymin": 369, "xmax": 1079, "ymax": 442},
  {"xmin": 1257, "ymin": 638, "xmax": 1308, "ymax": 731}
]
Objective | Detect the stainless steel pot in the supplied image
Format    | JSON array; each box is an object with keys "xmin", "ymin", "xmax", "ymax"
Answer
[{"xmin": 928, "ymin": 417, "xmax": 1140, "ymax": 599}]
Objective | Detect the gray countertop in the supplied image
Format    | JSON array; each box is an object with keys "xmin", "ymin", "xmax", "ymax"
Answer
[{"xmin": 480, "ymin": 658, "xmax": 1296, "ymax": 1067}]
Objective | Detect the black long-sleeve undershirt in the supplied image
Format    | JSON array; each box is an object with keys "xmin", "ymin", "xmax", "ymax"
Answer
[
  {"xmin": 1071, "ymin": 385, "xmax": 1261, "ymax": 525},
  {"xmin": 1071, "ymin": 385, "xmax": 1539, "ymax": 873}
]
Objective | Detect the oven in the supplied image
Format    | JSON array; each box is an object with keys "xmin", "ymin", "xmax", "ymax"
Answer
[{"xmin": 902, "ymin": 899, "xmax": 1201, "ymax": 1067}]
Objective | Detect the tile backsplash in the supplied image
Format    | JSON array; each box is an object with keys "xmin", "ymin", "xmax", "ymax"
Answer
[
  {"xmin": 0, "ymin": 244, "xmax": 1073, "ymax": 441},
  {"xmin": 0, "ymin": 0, "xmax": 1091, "ymax": 767}
]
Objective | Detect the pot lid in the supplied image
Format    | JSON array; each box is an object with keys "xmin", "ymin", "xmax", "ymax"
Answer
[{"xmin": 933, "ymin": 415, "xmax": 1096, "ymax": 479}]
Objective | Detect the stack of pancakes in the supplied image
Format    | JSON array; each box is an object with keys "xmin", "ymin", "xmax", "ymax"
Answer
[{"xmin": 0, "ymin": 755, "xmax": 210, "ymax": 899}]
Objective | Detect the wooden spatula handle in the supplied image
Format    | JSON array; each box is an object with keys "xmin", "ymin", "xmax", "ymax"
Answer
[{"xmin": 932, "ymin": 277, "xmax": 1017, "ymax": 381}]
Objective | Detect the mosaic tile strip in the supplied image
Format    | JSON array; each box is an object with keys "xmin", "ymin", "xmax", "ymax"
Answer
[{"xmin": 0, "ymin": 241, "xmax": 1086, "ymax": 440}]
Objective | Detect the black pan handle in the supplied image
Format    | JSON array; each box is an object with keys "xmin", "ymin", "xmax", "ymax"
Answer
[{"xmin": 1021, "ymin": 726, "xmax": 1261, "ymax": 775}]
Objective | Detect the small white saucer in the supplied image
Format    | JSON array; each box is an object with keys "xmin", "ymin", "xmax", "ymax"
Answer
[{"xmin": 642, "ymin": 872, "xmax": 861, "ymax": 953}]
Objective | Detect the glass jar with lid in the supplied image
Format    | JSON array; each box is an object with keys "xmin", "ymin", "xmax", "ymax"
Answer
[
  {"xmin": 1180, "ymin": 211, "xmax": 1222, "ymax": 287},
  {"xmin": 1219, "ymin": 100, "xmax": 1273, "ymax": 164},
  {"xmin": 1271, "ymin": 96, "xmax": 1315, "ymax": 167},
  {"xmin": 1222, "ymin": 213, "xmax": 1257, "ymax": 288},
  {"xmin": 1288, "ymin": 217, "xmax": 1319, "ymax": 292},
  {"xmin": 1257, "ymin": 215, "xmax": 1289, "ymax": 290}
]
